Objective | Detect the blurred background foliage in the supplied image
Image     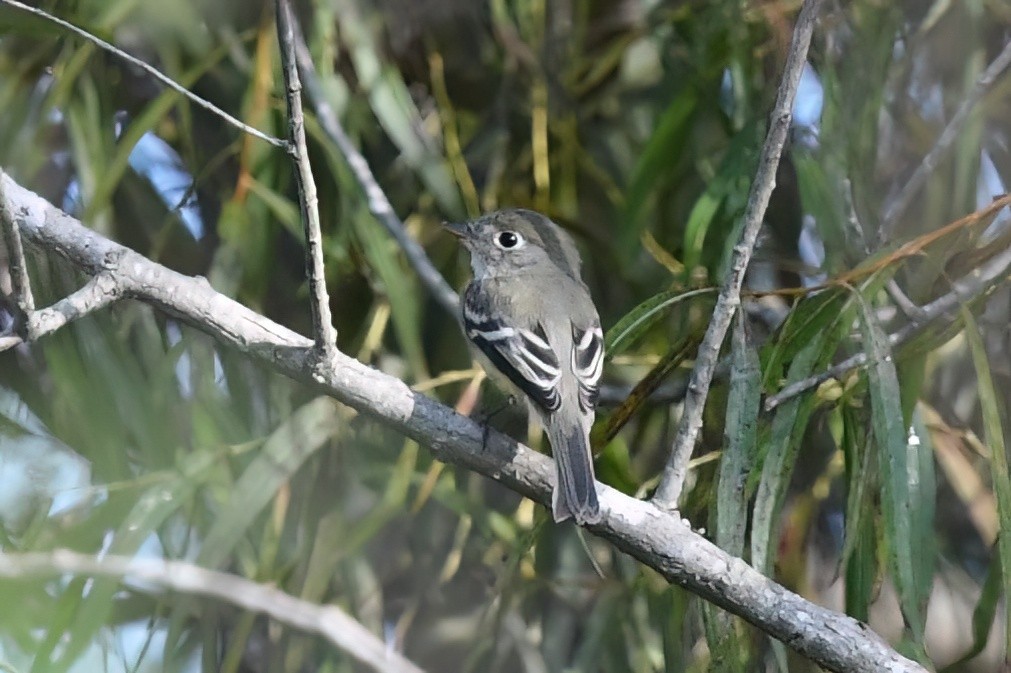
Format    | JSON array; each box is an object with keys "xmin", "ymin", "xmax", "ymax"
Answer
[{"xmin": 1, "ymin": 0, "xmax": 1011, "ymax": 671}]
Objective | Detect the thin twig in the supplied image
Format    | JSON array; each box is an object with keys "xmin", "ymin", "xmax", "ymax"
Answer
[
  {"xmin": 885, "ymin": 278, "xmax": 928, "ymax": 322},
  {"xmin": 765, "ymin": 213, "xmax": 1011, "ymax": 411},
  {"xmin": 0, "ymin": 0, "xmax": 286, "ymax": 149},
  {"xmin": 287, "ymin": 14, "xmax": 460, "ymax": 317},
  {"xmin": 880, "ymin": 39, "xmax": 1011, "ymax": 241},
  {"xmin": 275, "ymin": 0, "xmax": 337, "ymax": 361},
  {"xmin": 651, "ymin": 0, "xmax": 825, "ymax": 510},
  {"xmin": 0, "ymin": 550, "xmax": 424, "ymax": 673},
  {"xmin": 0, "ymin": 176, "xmax": 34, "ymax": 312},
  {"xmin": 1, "ymin": 171, "xmax": 927, "ymax": 673}
]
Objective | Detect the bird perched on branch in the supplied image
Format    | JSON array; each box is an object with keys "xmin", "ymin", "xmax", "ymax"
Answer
[{"xmin": 446, "ymin": 209, "xmax": 604, "ymax": 524}]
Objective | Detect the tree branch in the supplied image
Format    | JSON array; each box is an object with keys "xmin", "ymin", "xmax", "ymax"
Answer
[
  {"xmin": 652, "ymin": 0, "xmax": 825, "ymax": 509},
  {"xmin": 0, "ymin": 271, "xmax": 124, "ymax": 352},
  {"xmin": 765, "ymin": 205, "xmax": 1011, "ymax": 411},
  {"xmin": 880, "ymin": 39, "xmax": 1011, "ymax": 241},
  {"xmin": 0, "ymin": 0, "xmax": 286, "ymax": 149},
  {"xmin": 275, "ymin": 0, "xmax": 338, "ymax": 361},
  {"xmin": 0, "ymin": 170, "xmax": 925, "ymax": 673},
  {"xmin": 0, "ymin": 550, "xmax": 423, "ymax": 673},
  {"xmin": 288, "ymin": 13, "xmax": 461, "ymax": 317},
  {"xmin": 0, "ymin": 174, "xmax": 34, "ymax": 313}
]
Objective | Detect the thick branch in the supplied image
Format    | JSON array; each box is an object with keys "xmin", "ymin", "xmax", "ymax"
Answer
[
  {"xmin": 275, "ymin": 0, "xmax": 338, "ymax": 360},
  {"xmin": 0, "ymin": 550, "xmax": 423, "ymax": 673},
  {"xmin": 288, "ymin": 14, "xmax": 460, "ymax": 317},
  {"xmin": 652, "ymin": 0, "xmax": 824, "ymax": 509},
  {"xmin": 0, "ymin": 172, "xmax": 925, "ymax": 673}
]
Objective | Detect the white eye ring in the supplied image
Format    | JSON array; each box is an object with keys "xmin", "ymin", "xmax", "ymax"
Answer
[{"xmin": 494, "ymin": 231, "xmax": 525, "ymax": 250}]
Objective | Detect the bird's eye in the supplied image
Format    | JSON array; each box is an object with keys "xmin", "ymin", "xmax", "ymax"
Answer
[{"xmin": 495, "ymin": 231, "xmax": 523, "ymax": 250}]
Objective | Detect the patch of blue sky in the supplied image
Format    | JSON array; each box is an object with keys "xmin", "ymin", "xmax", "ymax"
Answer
[
  {"xmin": 979, "ymin": 149, "xmax": 1010, "ymax": 240},
  {"xmin": 62, "ymin": 120, "xmax": 204, "ymax": 240},
  {"xmin": 126, "ymin": 130, "xmax": 204, "ymax": 240},
  {"xmin": 793, "ymin": 63, "xmax": 823, "ymax": 143}
]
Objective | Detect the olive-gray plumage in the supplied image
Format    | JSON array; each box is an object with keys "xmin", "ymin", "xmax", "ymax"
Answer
[{"xmin": 447, "ymin": 209, "xmax": 603, "ymax": 524}]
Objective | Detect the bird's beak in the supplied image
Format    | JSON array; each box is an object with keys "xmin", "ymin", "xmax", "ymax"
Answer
[{"xmin": 442, "ymin": 220, "xmax": 468, "ymax": 239}]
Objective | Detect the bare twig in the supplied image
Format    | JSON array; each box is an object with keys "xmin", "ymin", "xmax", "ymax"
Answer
[
  {"xmin": 885, "ymin": 278, "xmax": 928, "ymax": 322},
  {"xmin": 288, "ymin": 14, "xmax": 460, "ymax": 317},
  {"xmin": 881, "ymin": 39, "xmax": 1011, "ymax": 241},
  {"xmin": 765, "ymin": 215, "xmax": 1011, "ymax": 411},
  {"xmin": 0, "ymin": 0, "xmax": 286, "ymax": 149},
  {"xmin": 275, "ymin": 0, "xmax": 337, "ymax": 361},
  {"xmin": 2, "ymin": 171, "xmax": 926, "ymax": 673},
  {"xmin": 0, "ymin": 176, "xmax": 34, "ymax": 312},
  {"xmin": 652, "ymin": 0, "xmax": 825, "ymax": 509},
  {"xmin": 0, "ymin": 272, "xmax": 124, "ymax": 352},
  {"xmin": 0, "ymin": 550, "xmax": 424, "ymax": 673}
]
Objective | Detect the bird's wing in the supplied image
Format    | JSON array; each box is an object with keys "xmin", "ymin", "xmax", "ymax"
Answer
[
  {"xmin": 570, "ymin": 322, "xmax": 604, "ymax": 413},
  {"xmin": 463, "ymin": 292, "xmax": 562, "ymax": 412}
]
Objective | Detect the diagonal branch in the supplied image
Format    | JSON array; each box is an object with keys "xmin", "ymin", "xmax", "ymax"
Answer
[
  {"xmin": 765, "ymin": 205, "xmax": 1011, "ymax": 411},
  {"xmin": 288, "ymin": 14, "xmax": 460, "ymax": 317},
  {"xmin": 0, "ymin": 550, "xmax": 424, "ymax": 673},
  {"xmin": 275, "ymin": 0, "xmax": 338, "ymax": 361},
  {"xmin": 0, "ymin": 0, "xmax": 286, "ymax": 149},
  {"xmin": 0, "ymin": 170, "xmax": 926, "ymax": 673},
  {"xmin": 652, "ymin": 0, "xmax": 825, "ymax": 509},
  {"xmin": 880, "ymin": 39, "xmax": 1011, "ymax": 241}
]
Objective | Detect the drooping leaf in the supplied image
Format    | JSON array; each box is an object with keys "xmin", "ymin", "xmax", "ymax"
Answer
[
  {"xmin": 623, "ymin": 88, "xmax": 699, "ymax": 253},
  {"xmin": 961, "ymin": 305, "xmax": 1011, "ymax": 661},
  {"xmin": 858, "ymin": 294, "xmax": 931, "ymax": 646},
  {"xmin": 751, "ymin": 334, "xmax": 826, "ymax": 576},
  {"xmin": 939, "ymin": 549, "xmax": 1003, "ymax": 673},
  {"xmin": 196, "ymin": 396, "xmax": 341, "ymax": 569},
  {"xmin": 703, "ymin": 315, "xmax": 760, "ymax": 673},
  {"xmin": 594, "ymin": 331, "xmax": 699, "ymax": 447},
  {"xmin": 714, "ymin": 314, "xmax": 761, "ymax": 557},
  {"xmin": 604, "ymin": 287, "xmax": 714, "ymax": 358}
]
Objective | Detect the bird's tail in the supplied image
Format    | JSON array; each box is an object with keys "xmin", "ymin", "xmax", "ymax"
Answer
[{"xmin": 547, "ymin": 420, "xmax": 601, "ymax": 524}]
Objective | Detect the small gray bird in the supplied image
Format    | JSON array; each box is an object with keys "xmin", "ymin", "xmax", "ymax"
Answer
[{"xmin": 446, "ymin": 209, "xmax": 604, "ymax": 524}]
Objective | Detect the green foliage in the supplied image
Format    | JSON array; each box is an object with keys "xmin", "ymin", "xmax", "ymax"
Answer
[{"xmin": 1, "ymin": 1, "xmax": 1011, "ymax": 672}]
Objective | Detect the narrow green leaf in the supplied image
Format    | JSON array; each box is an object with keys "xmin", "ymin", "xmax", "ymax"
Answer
[
  {"xmin": 939, "ymin": 550, "xmax": 1003, "ymax": 672},
  {"xmin": 684, "ymin": 122, "xmax": 760, "ymax": 273},
  {"xmin": 762, "ymin": 290, "xmax": 848, "ymax": 390},
  {"xmin": 961, "ymin": 305, "xmax": 1011, "ymax": 660},
  {"xmin": 595, "ymin": 332, "xmax": 699, "ymax": 447},
  {"xmin": 714, "ymin": 315, "xmax": 761, "ymax": 557},
  {"xmin": 701, "ymin": 605, "xmax": 745, "ymax": 673},
  {"xmin": 162, "ymin": 398, "xmax": 340, "ymax": 655},
  {"xmin": 908, "ymin": 408, "xmax": 937, "ymax": 619},
  {"xmin": 844, "ymin": 501, "xmax": 876, "ymax": 624},
  {"xmin": 624, "ymin": 88, "xmax": 698, "ymax": 236},
  {"xmin": 858, "ymin": 295, "xmax": 929, "ymax": 644},
  {"xmin": 752, "ymin": 334, "xmax": 826, "ymax": 576},
  {"xmin": 838, "ymin": 407, "xmax": 874, "ymax": 581},
  {"xmin": 245, "ymin": 177, "xmax": 301, "ymax": 238},
  {"xmin": 704, "ymin": 316, "xmax": 760, "ymax": 673},
  {"xmin": 603, "ymin": 287, "xmax": 714, "ymax": 357},
  {"xmin": 352, "ymin": 207, "xmax": 430, "ymax": 380},
  {"xmin": 335, "ymin": 0, "xmax": 463, "ymax": 218},
  {"xmin": 196, "ymin": 396, "xmax": 341, "ymax": 569},
  {"xmin": 682, "ymin": 190, "xmax": 722, "ymax": 273},
  {"xmin": 41, "ymin": 452, "xmax": 216, "ymax": 672}
]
